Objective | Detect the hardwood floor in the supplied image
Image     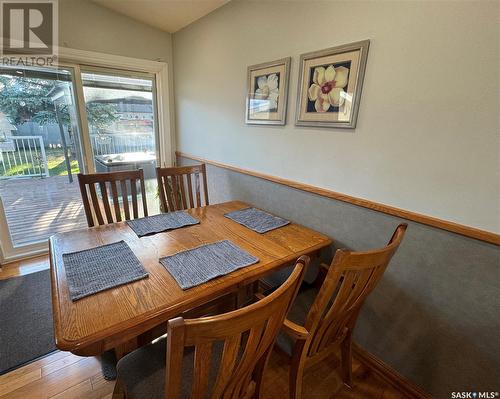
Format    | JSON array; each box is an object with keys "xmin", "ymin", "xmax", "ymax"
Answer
[
  {"xmin": 0, "ymin": 256, "xmax": 410, "ymax": 398},
  {"xmin": 0, "ymin": 351, "xmax": 114, "ymax": 399},
  {"xmin": 0, "ymin": 255, "xmax": 50, "ymax": 280}
]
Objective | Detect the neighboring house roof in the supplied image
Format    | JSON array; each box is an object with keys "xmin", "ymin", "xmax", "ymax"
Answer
[
  {"xmin": 115, "ymin": 103, "xmax": 153, "ymax": 113},
  {"xmin": 90, "ymin": 97, "xmax": 153, "ymax": 114}
]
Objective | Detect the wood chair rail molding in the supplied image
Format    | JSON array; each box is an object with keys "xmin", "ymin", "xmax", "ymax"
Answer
[{"xmin": 176, "ymin": 151, "xmax": 500, "ymax": 246}]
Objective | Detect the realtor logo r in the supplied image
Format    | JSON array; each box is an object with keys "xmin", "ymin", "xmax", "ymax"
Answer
[{"xmin": 1, "ymin": 0, "xmax": 57, "ymax": 56}]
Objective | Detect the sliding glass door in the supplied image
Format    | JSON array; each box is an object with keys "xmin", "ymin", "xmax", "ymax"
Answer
[
  {"xmin": 81, "ymin": 69, "xmax": 160, "ymax": 215},
  {"xmin": 0, "ymin": 64, "xmax": 161, "ymax": 254},
  {"xmin": 0, "ymin": 66, "xmax": 87, "ymax": 247}
]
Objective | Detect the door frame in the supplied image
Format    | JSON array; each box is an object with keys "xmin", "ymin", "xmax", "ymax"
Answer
[{"xmin": 0, "ymin": 47, "xmax": 173, "ymax": 264}]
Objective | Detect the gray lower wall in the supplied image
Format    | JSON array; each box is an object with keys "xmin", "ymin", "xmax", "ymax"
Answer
[{"xmin": 180, "ymin": 156, "xmax": 500, "ymax": 399}]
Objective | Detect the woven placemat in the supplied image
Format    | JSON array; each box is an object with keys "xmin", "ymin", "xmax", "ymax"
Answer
[
  {"xmin": 63, "ymin": 240, "xmax": 148, "ymax": 301},
  {"xmin": 159, "ymin": 240, "xmax": 259, "ymax": 289},
  {"xmin": 126, "ymin": 211, "xmax": 199, "ymax": 237},
  {"xmin": 224, "ymin": 207, "xmax": 290, "ymax": 233}
]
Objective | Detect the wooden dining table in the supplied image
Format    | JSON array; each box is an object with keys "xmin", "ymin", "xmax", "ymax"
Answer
[{"xmin": 50, "ymin": 200, "xmax": 332, "ymax": 357}]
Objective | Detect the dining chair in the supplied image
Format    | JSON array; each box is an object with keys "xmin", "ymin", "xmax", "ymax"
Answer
[
  {"xmin": 156, "ymin": 164, "xmax": 209, "ymax": 212},
  {"xmin": 77, "ymin": 169, "xmax": 148, "ymax": 227},
  {"xmin": 271, "ymin": 224, "xmax": 407, "ymax": 399},
  {"xmin": 112, "ymin": 256, "xmax": 309, "ymax": 399}
]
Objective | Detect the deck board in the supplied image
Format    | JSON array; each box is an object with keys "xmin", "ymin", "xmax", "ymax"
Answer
[
  {"xmin": 0, "ymin": 176, "xmax": 88, "ymax": 247},
  {"xmin": 0, "ymin": 175, "xmax": 160, "ymax": 247}
]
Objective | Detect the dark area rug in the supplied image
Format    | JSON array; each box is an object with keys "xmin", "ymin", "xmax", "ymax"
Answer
[{"xmin": 0, "ymin": 269, "xmax": 56, "ymax": 375}]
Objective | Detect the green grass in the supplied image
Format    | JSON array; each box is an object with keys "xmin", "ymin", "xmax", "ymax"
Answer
[{"xmin": 0, "ymin": 148, "xmax": 80, "ymax": 177}]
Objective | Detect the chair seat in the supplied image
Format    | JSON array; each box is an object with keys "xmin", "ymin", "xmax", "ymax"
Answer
[
  {"xmin": 116, "ymin": 337, "xmax": 223, "ymax": 399},
  {"xmin": 275, "ymin": 284, "xmax": 318, "ymax": 357}
]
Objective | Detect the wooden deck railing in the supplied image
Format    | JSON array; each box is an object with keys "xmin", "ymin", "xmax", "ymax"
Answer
[{"xmin": 0, "ymin": 136, "xmax": 49, "ymax": 179}]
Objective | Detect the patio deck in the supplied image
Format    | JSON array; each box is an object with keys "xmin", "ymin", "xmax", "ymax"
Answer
[{"xmin": 0, "ymin": 176, "xmax": 88, "ymax": 247}]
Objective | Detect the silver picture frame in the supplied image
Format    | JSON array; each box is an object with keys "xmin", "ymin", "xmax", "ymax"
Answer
[
  {"xmin": 295, "ymin": 40, "xmax": 370, "ymax": 129},
  {"xmin": 245, "ymin": 57, "xmax": 291, "ymax": 126}
]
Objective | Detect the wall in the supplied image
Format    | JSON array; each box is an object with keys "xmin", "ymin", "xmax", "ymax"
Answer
[
  {"xmin": 173, "ymin": 0, "xmax": 500, "ymax": 234},
  {"xmin": 179, "ymin": 155, "xmax": 500, "ymax": 398},
  {"xmin": 59, "ymin": 0, "xmax": 172, "ymax": 63}
]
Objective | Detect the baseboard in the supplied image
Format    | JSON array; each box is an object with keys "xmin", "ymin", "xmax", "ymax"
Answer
[{"xmin": 353, "ymin": 343, "xmax": 433, "ymax": 399}]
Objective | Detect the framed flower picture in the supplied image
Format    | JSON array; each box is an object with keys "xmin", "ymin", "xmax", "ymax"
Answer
[
  {"xmin": 295, "ymin": 40, "xmax": 370, "ymax": 129},
  {"xmin": 245, "ymin": 57, "xmax": 291, "ymax": 125}
]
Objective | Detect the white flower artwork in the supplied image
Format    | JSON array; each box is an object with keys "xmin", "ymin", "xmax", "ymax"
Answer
[
  {"xmin": 255, "ymin": 73, "xmax": 280, "ymax": 111},
  {"xmin": 295, "ymin": 40, "xmax": 370, "ymax": 128},
  {"xmin": 307, "ymin": 65, "xmax": 349, "ymax": 112},
  {"xmin": 246, "ymin": 57, "xmax": 290, "ymax": 125}
]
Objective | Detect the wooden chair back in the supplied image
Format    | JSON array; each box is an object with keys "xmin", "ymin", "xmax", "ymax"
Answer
[
  {"xmin": 77, "ymin": 169, "xmax": 148, "ymax": 227},
  {"xmin": 165, "ymin": 256, "xmax": 309, "ymax": 399},
  {"xmin": 305, "ymin": 224, "xmax": 407, "ymax": 358},
  {"xmin": 156, "ymin": 164, "xmax": 209, "ymax": 212}
]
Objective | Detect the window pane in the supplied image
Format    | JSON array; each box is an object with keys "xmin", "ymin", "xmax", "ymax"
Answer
[
  {"xmin": 81, "ymin": 70, "xmax": 160, "ymax": 215},
  {"xmin": 0, "ymin": 66, "xmax": 87, "ymax": 247}
]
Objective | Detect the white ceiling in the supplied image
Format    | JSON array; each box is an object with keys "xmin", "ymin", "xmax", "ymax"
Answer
[{"xmin": 92, "ymin": 0, "xmax": 230, "ymax": 33}]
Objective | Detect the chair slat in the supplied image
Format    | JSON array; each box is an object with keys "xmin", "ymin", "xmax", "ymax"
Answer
[
  {"xmin": 88, "ymin": 183, "xmax": 104, "ymax": 225},
  {"xmin": 139, "ymin": 174, "xmax": 148, "ymax": 217},
  {"xmin": 120, "ymin": 180, "xmax": 130, "ymax": 220},
  {"xmin": 130, "ymin": 179, "xmax": 139, "ymax": 219},
  {"xmin": 157, "ymin": 174, "xmax": 168, "ymax": 213},
  {"xmin": 186, "ymin": 173, "xmax": 194, "ymax": 209},
  {"xmin": 191, "ymin": 342, "xmax": 213, "ymax": 399},
  {"xmin": 164, "ymin": 176, "xmax": 175, "ymax": 212},
  {"xmin": 195, "ymin": 173, "xmax": 201, "ymax": 207},
  {"xmin": 179, "ymin": 174, "xmax": 188, "ymax": 210},
  {"xmin": 211, "ymin": 334, "xmax": 241, "ymax": 399},
  {"xmin": 99, "ymin": 181, "xmax": 113, "ymax": 224},
  {"xmin": 201, "ymin": 164, "xmax": 209, "ymax": 206},
  {"xmin": 171, "ymin": 174, "xmax": 180, "ymax": 211},
  {"xmin": 226, "ymin": 323, "xmax": 265, "ymax": 398},
  {"xmin": 79, "ymin": 181, "xmax": 95, "ymax": 227},
  {"xmin": 310, "ymin": 272, "xmax": 357, "ymax": 356},
  {"xmin": 110, "ymin": 180, "xmax": 122, "ymax": 222}
]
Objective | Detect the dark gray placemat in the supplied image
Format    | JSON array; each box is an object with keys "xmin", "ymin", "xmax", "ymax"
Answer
[
  {"xmin": 63, "ymin": 240, "xmax": 148, "ymax": 301},
  {"xmin": 159, "ymin": 240, "xmax": 259, "ymax": 289},
  {"xmin": 126, "ymin": 211, "xmax": 199, "ymax": 237},
  {"xmin": 224, "ymin": 207, "xmax": 290, "ymax": 233}
]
